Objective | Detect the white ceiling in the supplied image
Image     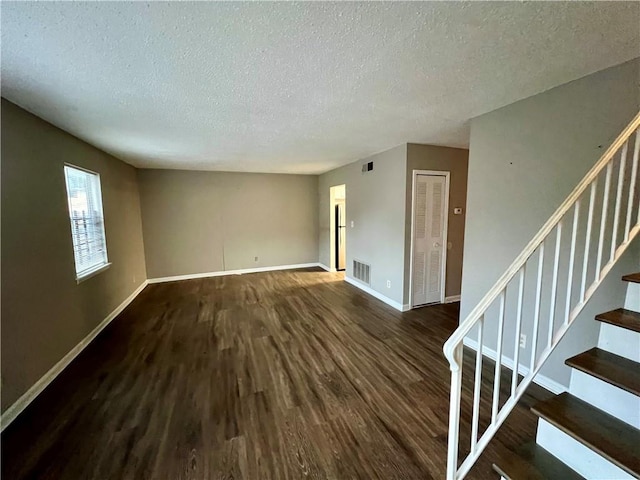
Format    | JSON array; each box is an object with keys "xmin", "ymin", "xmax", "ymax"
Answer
[{"xmin": 2, "ymin": 2, "xmax": 639, "ymax": 174}]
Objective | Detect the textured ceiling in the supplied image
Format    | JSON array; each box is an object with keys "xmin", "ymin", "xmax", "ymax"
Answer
[{"xmin": 2, "ymin": 2, "xmax": 639, "ymax": 174}]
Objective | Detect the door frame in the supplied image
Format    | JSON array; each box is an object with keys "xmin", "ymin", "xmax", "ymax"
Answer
[
  {"xmin": 409, "ymin": 170, "xmax": 450, "ymax": 308},
  {"xmin": 334, "ymin": 199, "xmax": 346, "ymax": 271},
  {"xmin": 328, "ymin": 184, "xmax": 346, "ymax": 273}
]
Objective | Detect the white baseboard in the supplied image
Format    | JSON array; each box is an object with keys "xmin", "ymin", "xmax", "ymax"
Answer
[
  {"xmin": 318, "ymin": 263, "xmax": 336, "ymax": 273},
  {"xmin": 444, "ymin": 295, "xmax": 461, "ymax": 303},
  {"xmin": 462, "ymin": 337, "xmax": 567, "ymax": 395},
  {"xmin": 1, "ymin": 280, "xmax": 149, "ymax": 431},
  {"xmin": 147, "ymin": 262, "xmax": 321, "ymax": 284},
  {"xmin": 344, "ymin": 276, "xmax": 409, "ymax": 312}
]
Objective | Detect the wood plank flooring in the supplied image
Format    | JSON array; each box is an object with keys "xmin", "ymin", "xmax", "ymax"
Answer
[{"xmin": 2, "ymin": 268, "xmax": 552, "ymax": 479}]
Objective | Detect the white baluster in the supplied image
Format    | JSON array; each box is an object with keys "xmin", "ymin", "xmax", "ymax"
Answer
[
  {"xmin": 611, "ymin": 142, "xmax": 628, "ymax": 260},
  {"xmin": 530, "ymin": 244, "xmax": 544, "ymax": 370},
  {"xmin": 580, "ymin": 182, "xmax": 597, "ymax": 301},
  {"xmin": 595, "ymin": 163, "xmax": 613, "ymax": 280},
  {"xmin": 471, "ymin": 316, "xmax": 484, "ymax": 454},
  {"xmin": 625, "ymin": 130, "xmax": 639, "ymax": 241},
  {"xmin": 446, "ymin": 345, "xmax": 463, "ymax": 480},
  {"xmin": 564, "ymin": 200, "xmax": 580, "ymax": 326},
  {"xmin": 512, "ymin": 268, "xmax": 525, "ymax": 396},
  {"xmin": 547, "ymin": 222, "xmax": 562, "ymax": 349},
  {"xmin": 492, "ymin": 292, "xmax": 506, "ymax": 424}
]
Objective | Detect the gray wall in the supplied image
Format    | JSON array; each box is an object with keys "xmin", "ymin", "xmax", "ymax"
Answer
[
  {"xmin": 318, "ymin": 145, "xmax": 408, "ymax": 304},
  {"xmin": 461, "ymin": 59, "xmax": 640, "ymax": 387},
  {"xmin": 404, "ymin": 144, "xmax": 469, "ymax": 303},
  {"xmin": 1, "ymin": 99, "xmax": 147, "ymax": 412},
  {"xmin": 137, "ymin": 169, "xmax": 318, "ymax": 278}
]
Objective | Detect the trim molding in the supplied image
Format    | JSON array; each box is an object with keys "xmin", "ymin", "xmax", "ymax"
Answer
[
  {"xmin": 444, "ymin": 295, "xmax": 461, "ymax": 304},
  {"xmin": 462, "ymin": 337, "xmax": 567, "ymax": 395},
  {"xmin": 1, "ymin": 280, "xmax": 149, "ymax": 431},
  {"xmin": 344, "ymin": 276, "xmax": 410, "ymax": 312},
  {"xmin": 147, "ymin": 263, "xmax": 321, "ymax": 284},
  {"xmin": 317, "ymin": 263, "xmax": 336, "ymax": 273}
]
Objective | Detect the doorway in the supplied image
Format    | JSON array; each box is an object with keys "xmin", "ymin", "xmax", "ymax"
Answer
[
  {"xmin": 335, "ymin": 199, "xmax": 346, "ymax": 271},
  {"xmin": 410, "ymin": 171, "xmax": 449, "ymax": 307},
  {"xmin": 329, "ymin": 184, "xmax": 346, "ymax": 273}
]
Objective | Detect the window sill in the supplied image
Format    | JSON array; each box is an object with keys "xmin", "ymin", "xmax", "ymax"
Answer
[{"xmin": 76, "ymin": 263, "xmax": 111, "ymax": 284}]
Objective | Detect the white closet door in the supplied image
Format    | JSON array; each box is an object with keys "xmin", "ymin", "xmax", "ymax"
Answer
[{"xmin": 412, "ymin": 174, "xmax": 446, "ymax": 306}]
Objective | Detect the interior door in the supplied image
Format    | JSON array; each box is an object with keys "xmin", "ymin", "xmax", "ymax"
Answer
[
  {"xmin": 336, "ymin": 200, "xmax": 346, "ymax": 271},
  {"xmin": 412, "ymin": 174, "xmax": 447, "ymax": 306}
]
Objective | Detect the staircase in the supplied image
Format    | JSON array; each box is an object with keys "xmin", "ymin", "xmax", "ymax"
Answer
[
  {"xmin": 443, "ymin": 111, "xmax": 640, "ymax": 480},
  {"xmin": 493, "ymin": 273, "xmax": 640, "ymax": 479}
]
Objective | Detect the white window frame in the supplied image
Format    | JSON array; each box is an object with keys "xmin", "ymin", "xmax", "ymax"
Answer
[{"xmin": 63, "ymin": 164, "xmax": 111, "ymax": 283}]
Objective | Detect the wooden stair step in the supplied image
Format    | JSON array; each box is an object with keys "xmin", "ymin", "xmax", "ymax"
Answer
[
  {"xmin": 595, "ymin": 308, "xmax": 640, "ymax": 333},
  {"xmin": 492, "ymin": 442, "xmax": 584, "ymax": 480},
  {"xmin": 531, "ymin": 392, "xmax": 640, "ymax": 478},
  {"xmin": 622, "ymin": 272, "xmax": 640, "ymax": 284},
  {"xmin": 565, "ymin": 347, "xmax": 640, "ymax": 396}
]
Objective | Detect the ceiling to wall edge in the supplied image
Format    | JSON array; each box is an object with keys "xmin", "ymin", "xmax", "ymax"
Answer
[{"xmin": 3, "ymin": 58, "xmax": 630, "ymax": 177}]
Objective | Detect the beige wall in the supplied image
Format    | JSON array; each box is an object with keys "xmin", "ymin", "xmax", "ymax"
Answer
[
  {"xmin": 137, "ymin": 169, "xmax": 319, "ymax": 278},
  {"xmin": 404, "ymin": 144, "xmax": 469, "ymax": 303},
  {"xmin": 319, "ymin": 145, "xmax": 409, "ymax": 305},
  {"xmin": 319, "ymin": 143, "xmax": 468, "ymax": 308},
  {"xmin": 1, "ymin": 99, "xmax": 147, "ymax": 412}
]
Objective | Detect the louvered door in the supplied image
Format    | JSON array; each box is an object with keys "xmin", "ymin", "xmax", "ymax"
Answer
[{"xmin": 412, "ymin": 174, "xmax": 447, "ymax": 306}]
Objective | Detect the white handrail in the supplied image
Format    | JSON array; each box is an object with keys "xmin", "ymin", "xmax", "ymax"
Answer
[{"xmin": 443, "ymin": 111, "xmax": 640, "ymax": 480}]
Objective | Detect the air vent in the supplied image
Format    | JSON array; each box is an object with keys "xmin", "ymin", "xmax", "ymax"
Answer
[
  {"xmin": 361, "ymin": 161, "xmax": 374, "ymax": 173},
  {"xmin": 353, "ymin": 260, "xmax": 371, "ymax": 285}
]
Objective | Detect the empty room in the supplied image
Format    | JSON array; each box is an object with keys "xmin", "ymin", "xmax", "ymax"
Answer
[{"xmin": 2, "ymin": 2, "xmax": 640, "ymax": 479}]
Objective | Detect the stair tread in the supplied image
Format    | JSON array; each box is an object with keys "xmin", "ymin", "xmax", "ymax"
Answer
[
  {"xmin": 622, "ymin": 272, "xmax": 640, "ymax": 284},
  {"xmin": 565, "ymin": 347, "xmax": 640, "ymax": 396},
  {"xmin": 595, "ymin": 308, "xmax": 640, "ymax": 333},
  {"xmin": 531, "ymin": 392, "xmax": 640, "ymax": 477},
  {"xmin": 492, "ymin": 442, "xmax": 585, "ymax": 480}
]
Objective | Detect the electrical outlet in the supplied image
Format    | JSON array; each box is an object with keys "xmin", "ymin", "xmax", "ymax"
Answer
[
  {"xmin": 254, "ymin": 256, "xmax": 259, "ymax": 262},
  {"xmin": 519, "ymin": 334, "xmax": 527, "ymax": 349},
  {"xmin": 386, "ymin": 280, "xmax": 391, "ymax": 288}
]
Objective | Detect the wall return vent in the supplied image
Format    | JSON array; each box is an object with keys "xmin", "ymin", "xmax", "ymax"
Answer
[{"xmin": 353, "ymin": 260, "xmax": 371, "ymax": 285}]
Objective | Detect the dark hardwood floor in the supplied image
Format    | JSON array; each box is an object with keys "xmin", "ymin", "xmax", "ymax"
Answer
[{"xmin": 2, "ymin": 268, "xmax": 551, "ymax": 479}]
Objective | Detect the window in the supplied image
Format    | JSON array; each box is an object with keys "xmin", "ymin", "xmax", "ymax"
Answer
[{"xmin": 63, "ymin": 165, "xmax": 109, "ymax": 281}]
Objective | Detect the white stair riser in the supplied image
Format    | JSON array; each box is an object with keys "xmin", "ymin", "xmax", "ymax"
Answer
[
  {"xmin": 536, "ymin": 419, "xmax": 634, "ymax": 480},
  {"xmin": 569, "ymin": 369, "xmax": 640, "ymax": 428},
  {"xmin": 624, "ymin": 283, "xmax": 639, "ymax": 311},
  {"xmin": 597, "ymin": 323, "xmax": 640, "ymax": 362}
]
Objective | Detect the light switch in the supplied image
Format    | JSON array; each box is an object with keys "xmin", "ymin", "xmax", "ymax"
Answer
[
  {"xmin": 350, "ymin": 220, "xmax": 355, "ymax": 228},
  {"xmin": 454, "ymin": 207, "xmax": 463, "ymax": 215}
]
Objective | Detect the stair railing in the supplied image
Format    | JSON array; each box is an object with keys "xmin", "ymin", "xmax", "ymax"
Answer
[{"xmin": 443, "ymin": 111, "xmax": 640, "ymax": 480}]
